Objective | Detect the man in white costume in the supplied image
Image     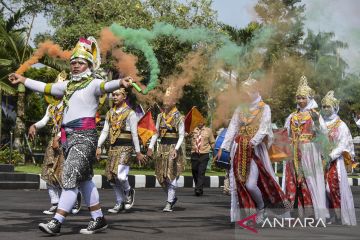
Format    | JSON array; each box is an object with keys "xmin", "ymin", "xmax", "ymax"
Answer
[{"xmin": 97, "ymin": 88, "xmax": 144, "ymax": 213}]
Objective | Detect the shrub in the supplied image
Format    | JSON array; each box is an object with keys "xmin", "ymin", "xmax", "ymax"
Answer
[{"xmin": 0, "ymin": 147, "xmax": 24, "ymax": 165}]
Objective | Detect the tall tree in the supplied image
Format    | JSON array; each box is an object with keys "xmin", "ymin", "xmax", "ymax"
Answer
[
  {"xmin": 253, "ymin": 0, "xmax": 308, "ymax": 125},
  {"xmin": 302, "ymin": 30, "xmax": 348, "ymax": 96},
  {"xmin": 0, "ymin": 9, "xmax": 33, "ymax": 150}
]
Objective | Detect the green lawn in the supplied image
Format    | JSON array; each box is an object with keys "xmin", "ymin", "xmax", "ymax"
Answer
[
  {"xmin": 15, "ymin": 164, "xmax": 360, "ymax": 178},
  {"xmin": 15, "ymin": 164, "xmax": 226, "ymax": 176}
]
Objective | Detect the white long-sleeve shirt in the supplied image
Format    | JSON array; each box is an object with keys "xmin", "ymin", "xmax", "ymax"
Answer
[
  {"xmin": 323, "ymin": 117, "xmax": 355, "ymax": 161},
  {"xmin": 97, "ymin": 108, "xmax": 141, "ymax": 153},
  {"xmin": 34, "ymin": 105, "xmax": 51, "ymax": 130},
  {"xmin": 24, "ymin": 78, "xmax": 123, "ymax": 125},
  {"xmin": 34, "ymin": 102, "xmax": 63, "ymax": 137},
  {"xmin": 148, "ymin": 113, "xmax": 185, "ymax": 151}
]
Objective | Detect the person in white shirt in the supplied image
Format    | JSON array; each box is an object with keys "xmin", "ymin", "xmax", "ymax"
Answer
[
  {"xmin": 147, "ymin": 88, "xmax": 185, "ymax": 212},
  {"xmin": 321, "ymin": 90, "xmax": 356, "ymax": 225},
  {"xmin": 96, "ymin": 88, "xmax": 145, "ymax": 213},
  {"xmin": 8, "ymin": 37, "xmax": 132, "ymax": 235},
  {"xmin": 215, "ymin": 78, "xmax": 289, "ymax": 223}
]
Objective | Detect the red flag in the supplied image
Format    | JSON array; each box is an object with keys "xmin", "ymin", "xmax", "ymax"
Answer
[
  {"xmin": 138, "ymin": 111, "xmax": 157, "ymax": 145},
  {"xmin": 185, "ymin": 106, "xmax": 205, "ymax": 133}
]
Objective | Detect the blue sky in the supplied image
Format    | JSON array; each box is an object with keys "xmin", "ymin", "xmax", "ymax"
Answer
[{"xmin": 30, "ymin": 0, "xmax": 360, "ymax": 72}]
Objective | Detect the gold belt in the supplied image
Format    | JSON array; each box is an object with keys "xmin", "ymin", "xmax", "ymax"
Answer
[
  {"xmin": 118, "ymin": 133, "xmax": 132, "ymax": 139},
  {"xmin": 298, "ymin": 134, "xmax": 314, "ymax": 142},
  {"xmin": 239, "ymin": 126, "xmax": 258, "ymax": 137},
  {"xmin": 163, "ymin": 133, "xmax": 178, "ymax": 138}
]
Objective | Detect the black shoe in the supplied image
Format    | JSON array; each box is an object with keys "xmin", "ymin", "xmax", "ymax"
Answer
[
  {"xmin": 171, "ymin": 197, "xmax": 178, "ymax": 208},
  {"xmin": 38, "ymin": 218, "xmax": 61, "ymax": 236},
  {"xmin": 43, "ymin": 204, "xmax": 58, "ymax": 215},
  {"xmin": 79, "ymin": 217, "xmax": 108, "ymax": 234},
  {"xmin": 163, "ymin": 197, "xmax": 178, "ymax": 212},
  {"xmin": 108, "ymin": 202, "xmax": 124, "ymax": 213},
  {"xmin": 72, "ymin": 192, "xmax": 82, "ymax": 214},
  {"xmin": 195, "ymin": 189, "xmax": 203, "ymax": 196}
]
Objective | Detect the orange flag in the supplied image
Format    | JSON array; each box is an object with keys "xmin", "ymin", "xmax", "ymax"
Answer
[
  {"xmin": 95, "ymin": 112, "xmax": 101, "ymax": 124},
  {"xmin": 185, "ymin": 106, "xmax": 205, "ymax": 133},
  {"xmin": 138, "ymin": 111, "xmax": 157, "ymax": 145},
  {"xmin": 269, "ymin": 128, "xmax": 292, "ymax": 162}
]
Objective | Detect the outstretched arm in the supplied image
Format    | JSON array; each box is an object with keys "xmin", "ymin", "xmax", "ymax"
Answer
[
  {"xmin": 94, "ymin": 77, "xmax": 133, "ymax": 96},
  {"xmin": 8, "ymin": 73, "xmax": 67, "ymax": 96}
]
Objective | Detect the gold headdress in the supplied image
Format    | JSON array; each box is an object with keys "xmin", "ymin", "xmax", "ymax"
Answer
[
  {"xmin": 71, "ymin": 37, "xmax": 101, "ymax": 70},
  {"xmin": 113, "ymin": 87, "xmax": 127, "ymax": 97},
  {"xmin": 165, "ymin": 86, "xmax": 175, "ymax": 97},
  {"xmin": 296, "ymin": 75, "xmax": 314, "ymax": 97},
  {"xmin": 321, "ymin": 90, "xmax": 340, "ymax": 109},
  {"xmin": 242, "ymin": 77, "xmax": 258, "ymax": 87}
]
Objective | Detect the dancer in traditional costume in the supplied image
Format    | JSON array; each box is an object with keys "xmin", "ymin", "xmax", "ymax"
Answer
[
  {"xmin": 29, "ymin": 73, "xmax": 82, "ymax": 215},
  {"xmin": 29, "ymin": 99, "xmax": 65, "ymax": 215},
  {"xmin": 147, "ymin": 88, "xmax": 185, "ymax": 212},
  {"xmin": 96, "ymin": 88, "xmax": 144, "ymax": 213},
  {"xmin": 321, "ymin": 91, "xmax": 356, "ymax": 225},
  {"xmin": 282, "ymin": 76, "xmax": 329, "ymax": 220},
  {"xmin": 217, "ymin": 78, "xmax": 289, "ymax": 223},
  {"xmin": 9, "ymin": 37, "xmax": 132, "ymax": 235}
]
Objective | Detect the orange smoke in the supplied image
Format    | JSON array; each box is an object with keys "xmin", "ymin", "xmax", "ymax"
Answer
[
  {"xmin": 98, "ymin": 28, "xmax": 146, "ymax": 99},
  {"xmin": 98, "ymin": 28, "xmax": 121, "ymax": 58},
  {"xmin": 16, "ymin": 41, "xmax": 71, "ymax": 74},
  {"xmin": 112, "ymin": 48, "xmax": 141, "ymax": 83},
  {"xmin": 212, "ymin": 87, "xmax": 243, "ymax": 129},
  {"xmin": 162, "ymin": 50, "xmax": 210, "ymax": 103}
]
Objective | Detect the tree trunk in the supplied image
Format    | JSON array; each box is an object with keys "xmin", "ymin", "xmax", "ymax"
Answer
[{"xmin": 14, "ymin": 85, "xmax": 25, "ymax": 157}]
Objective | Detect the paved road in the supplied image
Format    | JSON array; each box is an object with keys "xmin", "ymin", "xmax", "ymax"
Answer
[{"xmin": 0, "ymin": 188, "xmax": 359, "ymax": 240}]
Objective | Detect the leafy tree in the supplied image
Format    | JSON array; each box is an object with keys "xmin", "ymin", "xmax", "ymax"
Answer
[{"xmin": 302, "ymin": 30, "xmax": 348, "ymax": 96}]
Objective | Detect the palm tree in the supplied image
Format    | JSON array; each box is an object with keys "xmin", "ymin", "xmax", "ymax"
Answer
[
  {"xmin": 303, "ymin": 30, "xmax": 348, "ymax": 65},
  {"xmin": 302, "ymin": 30, "xmax": 348, "ymax": 96},
  {"xmin": 0, "ymin": 9, "xmax": 67, "ymax": 155},
  {"xmin": 0, "ymin": 9, "xmax": 32, "ymax": 152}
]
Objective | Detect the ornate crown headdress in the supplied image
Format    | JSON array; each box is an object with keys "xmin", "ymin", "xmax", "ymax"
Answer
[
  {"xmin": 113, "ymin": 87, "xmax": 127, "ymax": 97},
  {"xmin": 71, "ymin": 37, "xmax": 101, "ymax": 70},
  {"xmin": 321, "ymin": 90, "xmax": 340, "ymax": 109},
  {"xmin": 296, "ymin": 75, "xmax": 314, "ymax": 97}
]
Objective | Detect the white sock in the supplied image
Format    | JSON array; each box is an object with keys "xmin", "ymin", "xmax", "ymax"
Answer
[
  {"xmin": 91, "ymin": 209, "xmax": 103, "ymax": 219},
  {"xmin": 110, "ymin": 182, "xmax": 125, "ymax": 204},
  {"xmin": 167, "ymin": 182, "xmax": 176, "ymax": 203},
  {"xmin": 117, "ymin": 164, "xmax": 130, "ymax": 196},
  {"xmin": 54, "ymin": 213, "xmax": 65, "ymax": 223}
]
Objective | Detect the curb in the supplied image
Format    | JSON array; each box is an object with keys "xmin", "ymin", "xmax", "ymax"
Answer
[
  {"xmin": 39, "ymin": 174, "xmax": 226, "ymax": 190},
  {"xmin": 37, "ymin": 175, "xmax": 360, "ymax": 190}
]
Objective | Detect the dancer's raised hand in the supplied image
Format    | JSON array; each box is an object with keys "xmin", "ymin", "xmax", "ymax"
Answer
[
  {"xmin": 121, "ymin": 76, "xmax": 133, "ymax": 88},
  {"xmin": 28, "ymin": 125, "xmax": 37, "ymax": 141},
  {"xmin": 8, "ymin": 73, "xmax": 26, "ymax": 85}
]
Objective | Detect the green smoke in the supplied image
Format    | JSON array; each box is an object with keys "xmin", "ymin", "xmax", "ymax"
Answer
[{"xmin": 110, "ymin": 22, "xmax": 273, "ymax": 94}]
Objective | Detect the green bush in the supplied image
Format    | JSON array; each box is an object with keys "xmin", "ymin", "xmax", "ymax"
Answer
[{"xmin": 0, "ymin": 147, "xmax": 24, "ymax": 165}]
